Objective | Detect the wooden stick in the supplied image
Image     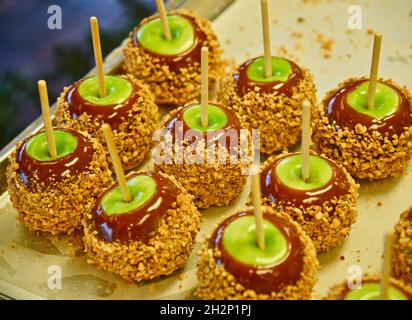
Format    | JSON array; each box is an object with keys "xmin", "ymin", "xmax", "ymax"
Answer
[
  {"xmin": 260, "ymin": 0, "xmax": 272, "ymax": 78},
  {"xmin": 251, "ymin": 174, "xmax": 265, "ymax": 250},
  {"xmin": 37, "ymin": 80, "xmax": 57, "ymax": 158},
  {"xmin": 102, "ymin": 124, "xmax": 132, "ymax": 203},
  {"xmin": 380, "ymin": 232, "xmax": 395, "ymax": 300},
  {"xmin": 301, "ymin": 100, "xmax": 311, "ymax": 182},
  {"xmin": 90, "ymin": 16, "xmax": 106, "ymax": 98},
  {"xmin": 156, "ymin": 0, "xmax": 172, "ymax": 41},
  {"xmin": 367, "ymin": 33, "xmax": 382, "ymax": 110},
  {"xmin": 201, "ymin": 46, "xmax": 209, "ymax": 128}
]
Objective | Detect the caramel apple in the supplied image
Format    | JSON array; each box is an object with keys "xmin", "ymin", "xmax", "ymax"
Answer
[
  {"xmin": 195, "ymin": 206, "xmax": 318, "ymax": 300},
  {"xmin": 55, "ymin": 74, "xmax": 159, "ymax": 171},
  {"xmin": 123, "ymin": 9, "xmax": 224, "ymax": 107},
  {"xmin": 392, "ymin": 207, "xmax": 412, "ymax": 285},
  {"xmin": 83, "ymin": 171, "xmax": 200, "ymax": 281},
  {"xmin": 325, "ymin": 275, "xmax": 412, "ymax": 300},
  {"xmin": 153, "ymin": 101, "xmax": 251, "ymax": 209},
  {"xmin": 260, "ymin": 152, "xmax": 358, "ymax": 252},
  {"xmin": 312, "ymin": 77, "xmax": 412, "ymax": 180},
  {"xmin": 7, "ymin": 128, "xmax": 113, "ymax": 235},
  {"xmin": 218, "ymin": 55, "xmax": 316, "ymax": 155}
]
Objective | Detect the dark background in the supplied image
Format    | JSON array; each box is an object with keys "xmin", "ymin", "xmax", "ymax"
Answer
[{"xmin": 0, "ymin": 0, "xmax": 160, "ymax": 149}]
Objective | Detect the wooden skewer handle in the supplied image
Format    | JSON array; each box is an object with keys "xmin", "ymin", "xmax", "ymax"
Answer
[
  {"xmin": 367, "ymin": 33, "xmax": 382, "ymax": 110},
  {"xmin": 156, "ymin": 0, "xmax": 172, "ymax": 41},
  {"xmin": 261, "ymin": 0, "xmax": 272, "ymax": 78},
  {"xmin": 301, "ymin": 100, "xmax": 311, "ymax": 182},
  {"xmin": 102, "ymin": 124, "xmax": 132, "ymax": 203},
  {"xmin": 37, "ymin": 80, "xmax": 57, "ymax": 158},
  {"xmin": 90, "ymin": 16, "xmax": 106, "ymax": 98},
  {"xmin": 201, "ymin": 46, "xmax": 209, "ymax": 128}
]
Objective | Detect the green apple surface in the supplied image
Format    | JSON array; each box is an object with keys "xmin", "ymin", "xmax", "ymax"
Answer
[
  {"xmin": 101, "ymin": 175, "xmax": 157, "ymax": 215},
  {"xmin": 183, "ymin": 104, "xmax": 228, "ymax": 132},
  {"xmin": 26, "ymin": 130, "xmax": 78, "ymax": 161},
  {"xmin": 247, "ymin": 56, "xmax": 292, "ymax": 83},
  {"xmin": 223, "ymin": 215, "xmax": 289, "ymax": 266},
  {"xmin": 78, "ymin": 76, "xmax": 133, "ymax": 105},
  {"xmin": 275, "ymin": 154, "xmax": 333, "ymax": 190},
  {"xmin": 346, "ymin": 81, "xmax": 399, "ymax": 119},
  {"xmin": 137, "ymin": 15, "xmax": 195, "ymax": 55},
  {"xmin": 345, "ymin": 282, "xmax": 408, "ymax": 300}
]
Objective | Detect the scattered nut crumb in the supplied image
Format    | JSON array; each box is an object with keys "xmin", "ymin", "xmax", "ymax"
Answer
[{"xmin": 316, "ymin": 33, "xmax": 334, "ymax": 58}]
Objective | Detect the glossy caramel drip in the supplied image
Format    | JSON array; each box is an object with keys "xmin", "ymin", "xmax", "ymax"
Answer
[
  {"xmin": 211, "ymin": 211, "xmax": 304, "ymax": 294},
  {"xmin": 326, "ymin": 79, "xmax": 411, "ymax": 135},
  {"xmin": 261, "ymin": 154, "xmax": 351, "ymax": 207},
  {"xmin": 133, "ymin": 13, "xmax": 207, "ymax": 73},
  {"xmin": 235, "ymin": 57, "xmax": 303, "ymax": 97},
  {"xmin": 16, "ymin": 128, "xmax": 94, "ymax": 187},
  {"xmin": 92, "ymin": 171, "xmax": 179, "ymax": 244}
]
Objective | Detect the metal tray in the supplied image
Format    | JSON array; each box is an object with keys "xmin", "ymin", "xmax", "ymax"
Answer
[{"xmin": 1, "ymin": 0, "xmax": 412, "ymax": 299}]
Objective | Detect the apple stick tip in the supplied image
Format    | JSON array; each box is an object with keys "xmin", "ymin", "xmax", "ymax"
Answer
[
  {"xmin": 90, "ymin": 15, "xmax": 106, "ymax": 98},
  {"xmin": 156, "ymin": 0, "xmax": 172, "ymax": 41},
  {"xmin": 367, "ymin": 32, "xmax": 382, "ymax": 110},
  {"xmin": 260, "ymin": 0, "xmax": 272, "ymax": 78},
  {"xmin": 301, "ymin": 99, "xmax": 311, "ymax": 182},
  {"xmin": 201, "ymin": 46, "xmax": 209, "ymax": 128},
  {"xmin": 37, "ymin": 79, "xmax": 57, "ymax": 158},
  {"xmin": 101, "ymin": 123, "xmax": 132, "ymax": 203}
]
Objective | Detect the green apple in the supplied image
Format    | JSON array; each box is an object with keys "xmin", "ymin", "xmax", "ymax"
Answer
[
  {"xmin": 137, "ymin": 15, "xmax": 195, "ymax": 55},
  {"xmin": 345, "ymin": 282, "xmax": 408, "ymax": 300},
  {"xmin": 101, "ymin": 175, "xmax": 157, "ymax": 215},
  {"xmin": 223, "ymin": 215, "xmax": 289, "ymax": 266},
  {"xmin": 26, "ymin": 130, "xmax": 78, "ymax": 161},
  {"xmin": 346, "ymin": 81, "xmax": 399, "ymax": 119},
  {"xmin": 247, "ymin": 56, "xmax": 292, "ymax": 83},
  {"xmin": 78, "ymin": 75, "xmax": 133, "ymax": 105},
  {"xmin": 183, "ymin": 104, "xmax": 228, "ymax": 132},
  {"xmin": 275, "ymin": 154, "xmax": 333, "ymax": 190}
]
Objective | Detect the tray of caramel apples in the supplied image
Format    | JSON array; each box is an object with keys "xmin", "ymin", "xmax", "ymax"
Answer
[{"xmin": 0, "ymin": 0, "xmax": 412, "ymax": 300}]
